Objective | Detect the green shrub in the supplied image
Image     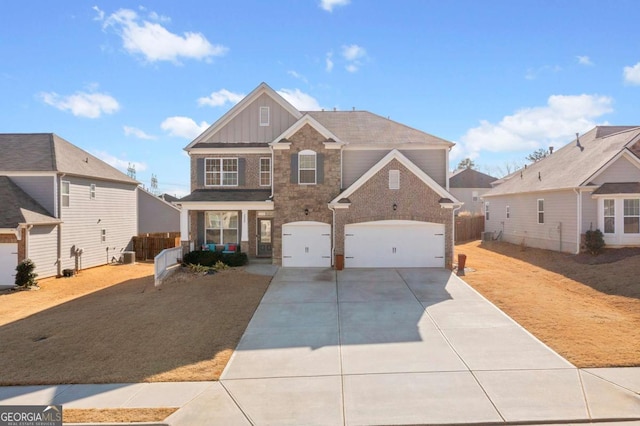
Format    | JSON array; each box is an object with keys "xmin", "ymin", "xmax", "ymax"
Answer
[
  {"xmin": 15, "ymin": 259, "xmax": 38, "ymax": 288},
  {"xmin": 585, "ymin": 229, "xmax": 605, "ymax": 255},
  {"xmin": 182, "ymin": 250, "xmax": 248, "ymax": 268}
]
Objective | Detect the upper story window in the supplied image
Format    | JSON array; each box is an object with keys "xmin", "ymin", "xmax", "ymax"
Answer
[
  {"xmin": 537, "ymin": 199, "xmax": 545, "ymax": 224},
  {"xmin": 205, "ymin": 158, "xmax": 238, "ymax": 186},
  {"xmin": 472, "ymin": 191, "xmax": 479, "ymax": 202},
  {"xmin": 61, "ymin": 181, "xmax": 70, "ymax": 207},
  {"xmin": 260, "ymin": 157, "xmax": 271, "ymax": 186},
  {"xmin": 90, "ymin": 183, "xmax": 96, "ymax": 199},
  {"xmin": 623, "ymin": 199, "xmax": 640, "ymax": 234},
  {"xmin": 298, "ymin": 150, "xmax": 316, "ymax": 185},
  {"xmin": 260, "ymin": 107, "xmax": 270, "ymax": 126},
  {"xmin": 389, "ymin": 170, "xmax": 400, "ymax": 189}
]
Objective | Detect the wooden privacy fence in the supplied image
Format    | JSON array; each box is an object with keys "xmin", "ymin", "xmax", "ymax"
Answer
[
  {"xmin": 133, "ymin": 232, "xmax": 181, "ymax": 261},
  {"xmin": 455, "ymin": 215, "xmax": 484, "ymax": 243}
]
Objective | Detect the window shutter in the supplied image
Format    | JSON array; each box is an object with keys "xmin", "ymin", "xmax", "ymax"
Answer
[
  {"xmin": 197, "ymin": 158, "xmax": 205, "ymax": 186},
  {"xmin": 196, "ymin": 212, "xmax": 205, "ymax": 248},
  {"xmin": 316, "ymin": 153, "xmax": 324, "ymax": 184},
  {"xmin": 238, "ymin": 158, "xmax": 246, "ymax": 186},
  {"xmin": 290, "ymin": 154, "xmax": 298, "ymax": 184}
]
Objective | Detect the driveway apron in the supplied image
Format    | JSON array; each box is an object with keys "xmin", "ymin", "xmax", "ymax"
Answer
[{"xmin": 212, "ymin": 267, "xmax": 640, "ymax": 425}]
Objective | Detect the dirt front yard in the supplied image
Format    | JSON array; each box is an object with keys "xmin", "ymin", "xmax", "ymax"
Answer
[
  {"xmin": 457, "ymin": 240, "xmax": 640, "ymax": 367},
  {"xmin": 0, "ymin": 263, "xmax": 271, "ymax": 385}
]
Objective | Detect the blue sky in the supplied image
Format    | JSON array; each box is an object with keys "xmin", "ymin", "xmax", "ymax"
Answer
[{"xmin": 2, "ymin": 0, "xmax": 640, "ymax": 197}]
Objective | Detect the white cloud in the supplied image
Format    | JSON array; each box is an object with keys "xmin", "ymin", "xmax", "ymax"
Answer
[
  {"xmin": 459, "ymin": 94, "xmax": 613, "ymax": 158},
  {"xmin": 161, "ymin": 116, "xmax": 209, "ymax": 139},
  {"xmin": 277, "ymin": 88, "xmax": 322, "ymax": 111},
  {"xmin": 320, "ymin": 0, "xmax": 350, "ymax": 12},
  {"xmin": 325, "ymin": 52, "xmax": 334, "ymax": 72},
  {"xmin": 101, "ymin": 8, "xmax": 228, "ymax": 63},
  {"xmin": 525, "ymin": 64, "xmax": 562, "ymax": 80},
  {"xmin": 93, "ymin": 150, "xmax": 147, "ymax": 173},
  {"xmin": 92, "ymin": 5, "xmax": 104, "ymax": 21},
  {"xmin": 577, "ymin": 55, "xmax": 593, "ymax": 66},
  {"xmin": 623, "ymin": 62, "xmax": 640, "ymax": 85},
  {"xmin": 39, "ymin": 90, "xmax": 119, "ymax": 118},
  {"xmin": 287, "ymin": 70, "xmax": 308, "ymax": 83},
  {"xmin": 341, "ymin": 44, "xmax": 367, "ymax": 72},
  {"xmin": 197, "ymin": 89, "xmax": 244, "ymax": 107},
  {"xmin": 123, "ymin": 125, "xmax": 156, "ymax": 140}
]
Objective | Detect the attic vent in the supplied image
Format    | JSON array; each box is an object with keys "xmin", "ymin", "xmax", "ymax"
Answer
[
  {"xmin": 260, "ymin": 107, "xmax": 270, "ymax": 126},
  {"xmin": 389, "ymin": 170, "xmax": 400, "ymax": 189}
]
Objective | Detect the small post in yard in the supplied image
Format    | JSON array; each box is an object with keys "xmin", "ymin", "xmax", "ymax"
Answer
[{"xmin": 457, "ymin": 253, "xmax": 467, "ymax": 276}]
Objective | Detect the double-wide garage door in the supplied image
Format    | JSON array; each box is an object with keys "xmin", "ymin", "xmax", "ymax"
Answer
[
  {"xmin": 345, "ymin": 220, "xmax": 445, "ymax": 268},
  {"xmin": 0, "ymin": 243, "xmax": 18, "ymax": 288},
  {"xmin": 282, "ymin": 222, "xmax": 331, "ymax": 267}
]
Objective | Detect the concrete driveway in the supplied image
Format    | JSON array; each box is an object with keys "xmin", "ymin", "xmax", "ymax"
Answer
[{"xmin": 169, "ymin": 267, "xmax": 640, "ymax": 425}]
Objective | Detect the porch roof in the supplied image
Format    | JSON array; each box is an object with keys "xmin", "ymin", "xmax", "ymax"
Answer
[
  {"xmin": 592, "ymin": 182, "xmax": 640, "ymax": 195},
  {"xmin": 180, "ymin": 189, "xmax": 272, "ymax": 202}
]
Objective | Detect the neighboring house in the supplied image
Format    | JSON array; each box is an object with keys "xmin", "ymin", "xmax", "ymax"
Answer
[
  {"xmin": 0, "ymin": 134, "xmax": 138, "ymax": 287},
  {"xmin": 137, "ymin": 187, "xmax": 181, "ymax": 234},
  {"xmin": 449, "ymin": 168, "xmax": 497, "ymax": 215},
  {"xmin": 159, "ymin": 193, "xmax": 180, "ymax": 203},
  {"xmin": 177, "ymin": 83, "xmax": 461, "ymax": 268},
  {"xmin": 483, "ymin": 126, "xmax": 640, "ymax": 253}
]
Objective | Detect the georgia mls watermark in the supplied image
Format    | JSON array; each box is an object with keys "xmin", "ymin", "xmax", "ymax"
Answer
[{"xmin": 0, "ymin": 405, "xmax": 62, "ymax": 426}]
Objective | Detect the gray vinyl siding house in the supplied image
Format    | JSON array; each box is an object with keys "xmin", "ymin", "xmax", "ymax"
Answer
[
  {"xmin": 483, "ymin": 126, "xmax": 640, "ymax": 253},
  {"xmin": 0, "ymin": 134, "xmax": 138, "ymax": 285},
  {"xmin": 449, "ymin": 168, "xmax": 497, "ymax": 215},
  {"xmin": 137, "ymin": 187, "xmax": 181, "ymax": 234}
]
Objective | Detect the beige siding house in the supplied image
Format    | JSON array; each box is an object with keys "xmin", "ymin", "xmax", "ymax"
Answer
[
  {"xmin": 483, "ymin": 126, "xmax": 640, "ymax": 253},
  {"xmin": 178, "ymin": 82, "xmax": 461, "ymax": 269},
  {"xmin": 0, "ymin": 134, "xmax": 138, "ymax": 287}
]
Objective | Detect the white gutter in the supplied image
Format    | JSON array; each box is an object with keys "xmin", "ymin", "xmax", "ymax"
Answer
[
  {"xmin": 328, "ymin": 204, "xmax": 337, "ymax": 267},
  {"xmin": 57, "ymin": 173, "xmax": 65, "ymax": 276},
  {"xmin": 574, "ymin": 188, "xmax": 582, "ymax": 255}
]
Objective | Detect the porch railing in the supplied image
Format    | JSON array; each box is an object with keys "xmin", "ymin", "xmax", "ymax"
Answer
[{"xmin": 154, "ymin": 246, "xmax": 183, "ymax": 287}]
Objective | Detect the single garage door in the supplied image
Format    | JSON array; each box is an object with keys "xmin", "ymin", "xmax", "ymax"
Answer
[
  {"xmin": 0, "ymin": 243, "xmax": 18, "ymax": 287},
  {"xmin": 282, "ymin": 221, "xmax": 331, "ymax": 267},
  {"xmin": 345, "ymin": 220, "xmax": 445, "ymax": 268}
]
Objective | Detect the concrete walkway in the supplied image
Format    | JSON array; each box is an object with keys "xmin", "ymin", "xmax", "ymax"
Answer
[{"xmin": 1, "ymin": 267, "xmax": 639, "ymax": 425}]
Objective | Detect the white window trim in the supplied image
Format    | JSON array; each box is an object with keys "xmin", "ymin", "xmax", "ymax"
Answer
[
  {"xmin": 537, "ymin": 199, "xmax": 544, "ymax": 224},
  {"xmin": 61, "ymin": 180, "xmax": 70, "ymax": 207},
  {"xmin": 485, "ymin": 201, "xmax": 490, "ymax": 221},
  {"xmin": 90, "ymin": 183, "xmax": 96, "ymax": 199},
  {"xmin": 259, "ymin": 157, "xmax": 271, "ymax": 187},
  {"xmin": 205, "ymin": 158, "xmax": 239, "ymax": 187},
  {"xmin": 506, "ymin": 205, "xmax": 510, "ymax": 219},
  {"xmin": 472, "ymin": 191, "xmax": 479, "ymax": 202},
  {"xmin": 389, "ymin": 170, "xmax": 400, "ymax": 190},
  {"xmin": 603, "ymin": 199, "xmax": 615, "ymax": 234},
  {"xmin": 259, "ymin": 106, "xmax": 270, "ymax": 126},
  {"xmin": 298, "ymin": 150, "xmax": 317, "ymax": 185},
  {"xmin": 623, "ymin": 198, "xmax": 640, "ymax": 234},
  {"xmin": 205, "ymin": 211, "xmax": 239, "ymax": 245}
]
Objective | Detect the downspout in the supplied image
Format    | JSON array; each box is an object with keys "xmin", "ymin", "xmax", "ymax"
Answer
[
  {"xmin": 57, "ymin": 173, "xmax": 65, "ymax": 277},
  {"xmin": 452, "ymin": 204, "xmax": 462, "ymax": 267},
  {"xmin": 270, "ymin": 145, "xmax": 275, "ymax": 200},
  {"xmin": 328, "ymin": 204, "xmax": 336, "ymax": 267},
  {"xmin": 573, "ymin": 188, "xmax": 581, "ymax": 254},
  {"xmin": 24, "ymin": 225, "xmax": 33, "ymax": 260}
]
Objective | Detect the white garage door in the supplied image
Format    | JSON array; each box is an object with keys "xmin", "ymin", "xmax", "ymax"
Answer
[
  {"xmin": 345, "ymin": 220, "xmax": 445, "ymax": 268},
  {"xmin": 282, "ymin": 221, "xmax": 331, "ymax": 267},
  {"xmin": 0, "ymin": 243, "xmax": 18, "ymax": 287}
]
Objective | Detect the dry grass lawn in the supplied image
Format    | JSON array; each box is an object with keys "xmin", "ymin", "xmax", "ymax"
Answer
[
  {"xmin": 0, "ymin": 263, "xmax": 271, "ymax": 385},
  {"xmin": 63, "ymin": 408, "xmax": 177, "ymax": 423},
  {"xmin": 457, "ymin": 240, "xmax": 640, "ymax": 367}
]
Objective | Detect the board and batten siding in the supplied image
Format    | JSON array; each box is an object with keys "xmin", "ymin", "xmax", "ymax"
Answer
[
  {"xmin": 60, "ymin": 176, "xmax": 137, "ymax": 271},
  {"xmin": 28, "ymin": 225, "xmax": 58, "ymax": 278},
  {"xmin": 591, "ymin": 155, "xmax": 640, "ymax": 185},
  {"xmin": 205, "ymin": 93, "xmax": 299, "ymax": 143},
  {"xmin": 342, "ymin": 149, "xmax": 447, "ymax": 188},
  {"xmin": 484, "ymin": 190, "xmax": 578, "ymax": 253},
  {"xmin": 9, "ymin": 176, "xmax": 56, "ymax": 215}
]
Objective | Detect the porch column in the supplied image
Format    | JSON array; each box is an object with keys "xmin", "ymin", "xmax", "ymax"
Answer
[
  {"xmin": 180, "ymin": 207, "xmax": 190, "ymax": 242},
  {"xmin": 241, "ymin": 209, "xmax": 249, "ymax": 253}
]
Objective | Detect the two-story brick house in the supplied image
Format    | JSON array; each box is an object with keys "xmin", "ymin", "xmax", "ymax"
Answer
[
  {"xmin": 178, "ymin": 83, "xmax": 461, "ymax": 268},
  {"xmin": 0, "ymin": 133, "xmax": 138, "ymax": 286}
]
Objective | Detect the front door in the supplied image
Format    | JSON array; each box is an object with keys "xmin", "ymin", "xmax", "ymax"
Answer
[{"xmin": 257, "ymin": 218, "xmax": 273, "ymax": 257}]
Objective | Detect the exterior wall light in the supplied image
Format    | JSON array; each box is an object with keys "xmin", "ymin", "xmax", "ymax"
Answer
[
  {"xmin": 304, "ymin": 208, "xmax": 309, "ymax": 216},
  {"xmin": 393, "ymin": 203, "xmax": 397, "ymax": 211}
]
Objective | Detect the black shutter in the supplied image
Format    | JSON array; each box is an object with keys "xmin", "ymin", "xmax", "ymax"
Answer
[
  {"xmin": 238, "ymin": 158, "xmax": 246, "ymax": 186},
  {"xmin": 290, "ymin": 154, "xmax": 298, "ymax": 184},
  {"xmin": 196, "ymin": 212, "xmax": 205, "ymax": 248},
  {"xmin": 316, "ymin": 154, "xmax": 324, "ymax": 184},
  {"xmin": 197, "ymin": 158, "xmax": 205, "ymax": 186}
]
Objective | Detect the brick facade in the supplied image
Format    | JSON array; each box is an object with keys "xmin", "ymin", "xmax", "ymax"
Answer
[
  {"xmin": 334, "ymin": 159, "xmax": 454, "ymax": 268},
  {"xmin": 271, "ymin": 124, "xmax": 342, "ymax": 265}
]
